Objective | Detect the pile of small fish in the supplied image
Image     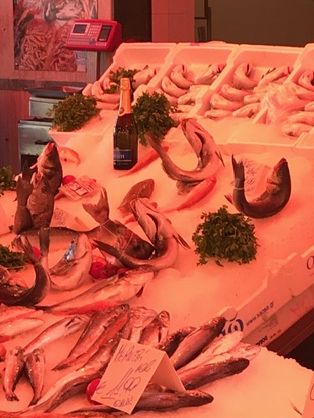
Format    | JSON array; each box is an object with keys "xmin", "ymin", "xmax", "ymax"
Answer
[
  {"xmin": 205, "ymin": 63, "xmax": 291, "ymax": 120},
  {"xmin": 0, "ymin": 305, "xmax": 260, "ymax": 415},
  {"xmin": 82, "ymin": 65, "xmax": 158, "ymax": 110},
  {"xmin": 156, "ymin": 63, "xmax": 225, "ymax": 118}
]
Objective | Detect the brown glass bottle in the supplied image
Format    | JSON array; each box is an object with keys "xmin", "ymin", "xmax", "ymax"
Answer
[{"xmin": 113, "ymin": 77, "xmax": 138, "ymax": 170}]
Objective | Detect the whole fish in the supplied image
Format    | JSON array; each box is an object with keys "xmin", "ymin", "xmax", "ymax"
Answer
[
  {"xmin": 205, "ymin": 108, "xmax": 232, "ymax": 120},
  {"xmin": 24, "ymin": 348, "xmax": 45, "ymax": 406},
  {"xmin": 94, "ymin": 198, "xmax": 190, "ymax": 271},
  {"xmin": 171, "ymin": 316, "xmax": 226, "ymax": 370},
  {"xmin": 0, "ymin": 228, "xmax": 50, "ymax": 306},
  {"xmin": 227, "ymin": 155, "xmax": 291, "ymax": 218},
  {"xmin": 282, "ymin": 121, "xmax": 312, "ymax": 137},
  {"xmin": 297, "ymin": 69, "xmax": 314, "ymax": 92},
  {"xmin": 244, "ymin": 92, "xmax": 264, "ymax": 104},
  {"xmin": 3, "ymin": 346, "xmax": 24, "ymax": 401},
  {"xmin": 36, "ymin": 142, "xmax": 63, "ymax": 195},
  {"xmin": 220, "ymin": 83, "xmax": 249, "ymax": 102},
  {"xmin": 170, "ymin": 64, "xmax": 193, "ymax": 89},
  {"xmin": 53, "ymin": 305, "xmax": 129, "ymax": 370},
  {"xmin": 24, "ymin": 337, "xmax": 120, "ymax": 413},
  {"xmin": 139, "ymin": 310, "xmax": 170, "ymax": 347},
  {"xmin": 27, "ymin": 171, "xmax": 54, "ymax": 230},
  {"xmin": 287, "ymin": 111, "xmax": 314, "ymax": 125},
  {"xmin": 121, "ymin": 306, "xmax": 158, "ymax": 342},
  {"xmin": 146, "ymin": 118, "xmax": 223, "ymax": 183},
  {"xmin": 23, "ymin": 315, "xmax": 89, "ymax": 355},
  {"xmin": 193, "ymin": 63, "xmax": 224, "ymax": 85},
  {"xmin": 0, "ymin": 305, "xmax": 42, "ymax": 324},
  {"xmin": 257, "ymin": 66, "xmax": 291, "ymax": 89},
  {"xmin": 210, "ymin": 93, "xmax": 243, "ymax": 111},
  {"xmin": 161, "ymin": 75, "xmax": 188, "ymax": 98},
  {"xmin": 159, "ymin": 326, "xmax": 196, "ymax": 357},
  {"xmin": 117, "ymin": 179, "xmax": 155, "ymax": 216},
  {"xmin": 178, "ymin": 91, "xmax": 198, "ymax": 105},
  {"xmin": 37, "ymin": 268, "xmax": 154, "ymax": 314},
  {"xmin": 290, "ymin": 81, "xmax": 314, "ymax": 101},
  {"xmin": 12, "ymin": 169, "xmax": 34, "ymax": 234},
  {"xmin": 232, "ymin": 102, "xmax": 260, "ymax": 118},
  {"xmin": 70, "ymin": 388, "xmax": 213, "ymax": 414},
  {"xmin": 232, "ymin": 62, "xmax": 258, "ymax": 90},
  {"xmin": 0, "ymin": 316, "xmax": 44, "ymax": 342},
  {"xmin": 133, "ymin": 65, "xmax": 156, "ymax": 89},
  {"xmin": 178, "ymin": 357, "xmax": 250, "ymax": 389},
  {"xmin": 49, "ymin": 233, "xmax": 92, "ymax": 291}
]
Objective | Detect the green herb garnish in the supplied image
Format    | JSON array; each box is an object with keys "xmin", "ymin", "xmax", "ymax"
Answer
[
  {"xmin": 51, "ymin": 94, "xmax": 99, "ymax": 132},
  {"xmin": 0, "ymin": 166, "xmax": 16, "ymax": 195},
  {"xmin": 109, "ymin": 67, "xmax": 139, "ymax": 85},
  {"xmin": 103, "ymin": 84, "xmax": 119, "ymax": 94},
  {"xmin": 0, "ymin": 244, "xmax": 25, "ymax": 270},
  {"xmin": 192, "ymin": 205, "xmax": 258, "ymax": 265},
  {"xmin": 133, "ymin": 92, "xmax": 178, "ymax": 146}
]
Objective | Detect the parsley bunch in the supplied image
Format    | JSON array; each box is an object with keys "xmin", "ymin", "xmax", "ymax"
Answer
[
  {"xmin": 0, "ymin": 244, "xmax": 25, "ymax": 270},
  {"xmin": 133, "ymin": 92, "xmax": 178, "ymax": 146},
  {"xmin": 0, "ymin": 166, "xmax": 16, "ymax": 195},
  {"xmin": 109, "ymin": 67, "xmax": 139, "ymax": 85},
  {"xmin": 193, "ymin": 206, "xmax": 258, "ymax": 265},
  {"xmin": 51, "ymin": 94, "xmax": 99, "ymax": 132}
]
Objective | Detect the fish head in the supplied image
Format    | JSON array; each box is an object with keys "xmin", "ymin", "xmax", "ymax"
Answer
[
  {"xmin": 37, "ymin": 142, "xmax": 61, "ymax": 175},
  {"xmin": 267, "ymin": 158, "xmax": 290, "ymax": 192}
]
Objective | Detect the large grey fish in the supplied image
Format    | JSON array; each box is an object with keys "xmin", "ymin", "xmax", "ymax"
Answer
[
  {"xmin": 0, "ymin": 228, "xmax": 50, "ymax": 306},
  {"xmin": 69, "ymin": 388, "xmax": 213, "ymax": 414},
  {"xmin": 37, "ymin": 268, "xmax": 153, "ymax": 314},
  {"xmin": 171, "ymin": 316, "xmax": 226, "ymax": 370},
  {"xmin": 24, "ymin": 348, "xmax": 45, "ymax": 406},
  {"xmin": 117, "ymin": 178, "xmax": 155, "ymax": 216},
  {"xmin": 139, "ymin": 310, "xmax": 170, "ymax": 347},
  {"xmin": 23, "ymin": 315, "xmax": 89, "ymax": 355},
  {"xmin": 178, "ymin": 357, "xmax": 250, "ymax": 389},
  {"xmin": 226, "ymin": 155, "xmax": 291, "ymax": 218},
  {"xmin": 12, "ymin": 169, "xmax": 34, "ymax": 234},
  {"xmin": 94, "ymin": 198, "xmax": 189, "ymax": 271},
  {"xmin": 145, "ymin": 118, "xmax": 223, "ymax": 183},
  {"xmin": 53, "ymin": 304, "xmax": 129, "ymax": 370},
  {"xmin": 120, "ymin": 306, "xmax": 158, "ymax": 342},
  {"xmin": 36, "ymin": 142, "xmax": 63, "ymax": 196},
  {"xmin": 159, "ymin": 326, "xmax": 196, "ymax": 357},
  {"xmin": 3, "ymin": 346, "xmax": 24, "ymax": 401},
  {"xmin": 24, "ymin": 336, "xmax": 120, "ymax": 413},
  {"xmin": 27, "ymin": 171, "xmax": 55, "ymax": 230},
  {"xmin": 49, "ymin": 233, "xmax": 92, "ymax": 291}
]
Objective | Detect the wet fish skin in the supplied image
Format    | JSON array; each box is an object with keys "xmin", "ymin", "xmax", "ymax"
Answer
[
  {"xmin": 229, "ymin": 155, "xmax": 291, "ymax": 218},
  {"xmin": 171, "ymin": 316, "xmax": 226, "ymax": 370},
  {"xmin": 13, "ymin": 169, "xmax": 34, "ymax": 234},
  {"xmin": 159, "ymin": 326, "xmax": 196, "ymax": 357},
  {"xmin": 24, "ymin": 348, "xmax": 45, "ymax": 406},
  {"xmin": 120, "ymin": 306, "xmax": 158, "ymax": 342},
  {"xmin": 139, "ymin": 310, "xmax": 170, "ymax": 347},
  {"xmin": 54, "ymin": 305, "xmax": 129, "ymax": 370},
  {"xmin": 0, "ymin": 317, "xmax": 44, "ymax": 343},
  {"xmin": 24, "ymin": 315, "xmax": 89, "ymax": 356},
  {"xmin": 179, "ymin": 357, "xmax": 250, "ymax": 390},
  {"xmin": 27, "ymin": 172, "xmax": 54, "ymax": 230},
  {"xmin": 36, "ymin": 142, "xmax": 63, "ymax": 195},
  {"xmin": 118, "ymin": 179, "xmax": 155, "ymax": 216},
  {"xmin": 0, "ymin": 228, "xmax": 50, "ymax": 306},
  {"xmin": 3, "ymin": 346, "xmax": 24, "ymax": 401}
]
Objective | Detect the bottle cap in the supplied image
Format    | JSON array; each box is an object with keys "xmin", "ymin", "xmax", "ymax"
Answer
[{"xmin": 120, "ymin": 77, "xmax": 131, "ymax": 90}]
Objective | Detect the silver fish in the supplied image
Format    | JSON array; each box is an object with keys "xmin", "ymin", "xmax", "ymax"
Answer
[
  {"xmin": 0, "ymin": 305, "xmax": 41, "ymax": 324},
  {"xmin": 24, "ymin": 348, "xmax": 45, "ymax": 406},
  {"xmin": 36, "ymin": 142, "xmax": 63, "ymax": 196},
  {"xmin": 257, "ymin": 66, "xmax": 291, "ymax": 89},
  {"xmin": 178, "ymin": 357, "xmax": 250, "ymax": 389},
  {"xmin": 3, "ymin": 346, "xmax": 24, "ymax": 401},
  {"xmin": 95, "ymin": 198, "xmax": 189, "ymax": 271},
  {"xmin": 232, "ymin": 102, "xmax": 260, "ymax": 118},
  {"xmin": 161, "ymin": 74, "xmax": 188, "ymax": 98},
  {"xmin": 38, "ymin": 269, "xmax": 152, "ymax": 314},
  {"xmin": 121, "ymin": 306, "xmax": 158, "ymax": 342},
  {"xmin": 281, "ymin": 121, "xmax": 312, "ymax": 137},
  {"xmin": 54, "ymin": 305, "xmax": 129, "ymax": 370},
  {"xmin": 49, "ymin": 233, "xmax": 92, "ymax": 291},
  {"xmin": 297, "ymin": 69, "xmax": 314, "ymax": 92},
  {"xmin": 210, "ymin": 93, "xmax": 243, "ymax": 111},
  {"xmin": 220, "ymin": 83, "xmax": 249, "ymax": 101},
  {"xmin": 205, "ymin": 108, "xmax": 232, "ymax": 120},
  {"xmin": 0, "ymin": 316, "xmax": 44, "ymax": 343},
  {"xmin": 139, "ymin": 310, "xmax": 170, "ymax": 347},
  {"xmin": 287, "ymin": 111, "xmax": 314, "ymax": 125},
  {"xmin": 146, "ymin": 118, "xmax": 223, "ymax": 183},
  {"xmin": 171, "ymin": 316, "xmax": 226, "ymax": 370},
  {"xmin": 244, "ymin": 92, "xmax": 264, "ymax": 104},
  {"xmin": 0, "ymin": 228, "xmax": 50, "ymax": 306},
  {"xmin": 170, "ymin": 64, "xmax": 194, "ymax": 89},
  {"xmin": 193, "ymin": 63, "xmax": 224, "ymax": 85},
  {"xmin": 23, "ymin": 315, "xmax": 88, "ymax": 356},
  {"xmin": 232, "ymin": 62, "xmax": 258, "ymax": 90},
  {"xmin": 227, "ymin": 155, "xmax": 292, "ymax": 218},
  {"xmin": 159, "ymin": 327, "xmax": 196, "ymax": 357},
  {"xmin": 133, "ymin": 65, "xmax": 156, "ymax": 89}
]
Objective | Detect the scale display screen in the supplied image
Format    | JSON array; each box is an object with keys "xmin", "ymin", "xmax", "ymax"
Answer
[{"xmin": 66, "ymin": 19, "xmax": 122, "ymax": 51}]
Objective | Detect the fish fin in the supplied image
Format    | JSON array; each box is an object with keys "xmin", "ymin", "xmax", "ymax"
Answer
[
  {"xmin": 231, "ymin": 155, "xmax": 245, "ymax": 181},
  {"xmin": 93, "ymin": 239, "xmax": 120, "ymax": 259},
  {"xmin": 224, "ymin": 194, "xmax": 233, "ymax": 204},
  {"xmin": 216, "ymin": 150, "xmax": 225, "ymax": 167},
  {"xmin": 175, "ymin": 233, "xmax": 191, "ymax": 250},
  {"xmin": 136, "ymin": 287, "xmax": 144, "ymax": 297},
  {"xmin": 83, "ymin": 188, "xmax": 110, "ymax": 224},
  {"xmin": 14, "ymin": 234, "xmax": 37, "ymax": 264},
  {"xmin": 39, "ymin": 227, "xmax": 50, "ymax": 258}
]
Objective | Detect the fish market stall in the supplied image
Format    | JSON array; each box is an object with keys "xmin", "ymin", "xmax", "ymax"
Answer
[{"xmin": 0, "ymin": 41, "xmax": 313, "ymax": 418}]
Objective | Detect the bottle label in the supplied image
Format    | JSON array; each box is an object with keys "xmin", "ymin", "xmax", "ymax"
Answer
[{"xmin": 114, "ymin": 148, "xmax": 133, "ymax": 162}]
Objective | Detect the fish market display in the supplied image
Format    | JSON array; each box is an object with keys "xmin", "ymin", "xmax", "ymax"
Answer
[
  {"xmin": 226, "ymin": 155, "xmax": 291, "ymax": 218},
  {"xmin": 24, "ymin": 348, "xmax": 45, "ymax": 406}
]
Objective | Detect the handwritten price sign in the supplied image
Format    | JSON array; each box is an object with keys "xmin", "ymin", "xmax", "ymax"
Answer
[{"xmin": 92, "ymin": 338, "xmax": 185, "ymax": 414}]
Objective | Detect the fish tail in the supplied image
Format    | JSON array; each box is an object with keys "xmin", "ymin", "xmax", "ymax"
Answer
[
  {"xmin": 216, "ymin": 150, "xmax": 225, "ymax": 167},
  {"xmin": 28, "ymin": 394, "xmax": 40, "ymax": 406},
  {"xmin": 224, "ymin": 194, "xmax": 233, "ymax": 204},
  {"xmin": 14, "ymin": 235, "xmax": 37, "ymax": 264},
  {"xmin": 16, "ymin": 172, "xmax": 33, "ymax": 206},
  {"xmin": 39, "ymin": 227, "xmax": 50, "ymax": 258},
  {"xmin": 231, "ymin": 155, "xmax": 245, "ymax": 181}
]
